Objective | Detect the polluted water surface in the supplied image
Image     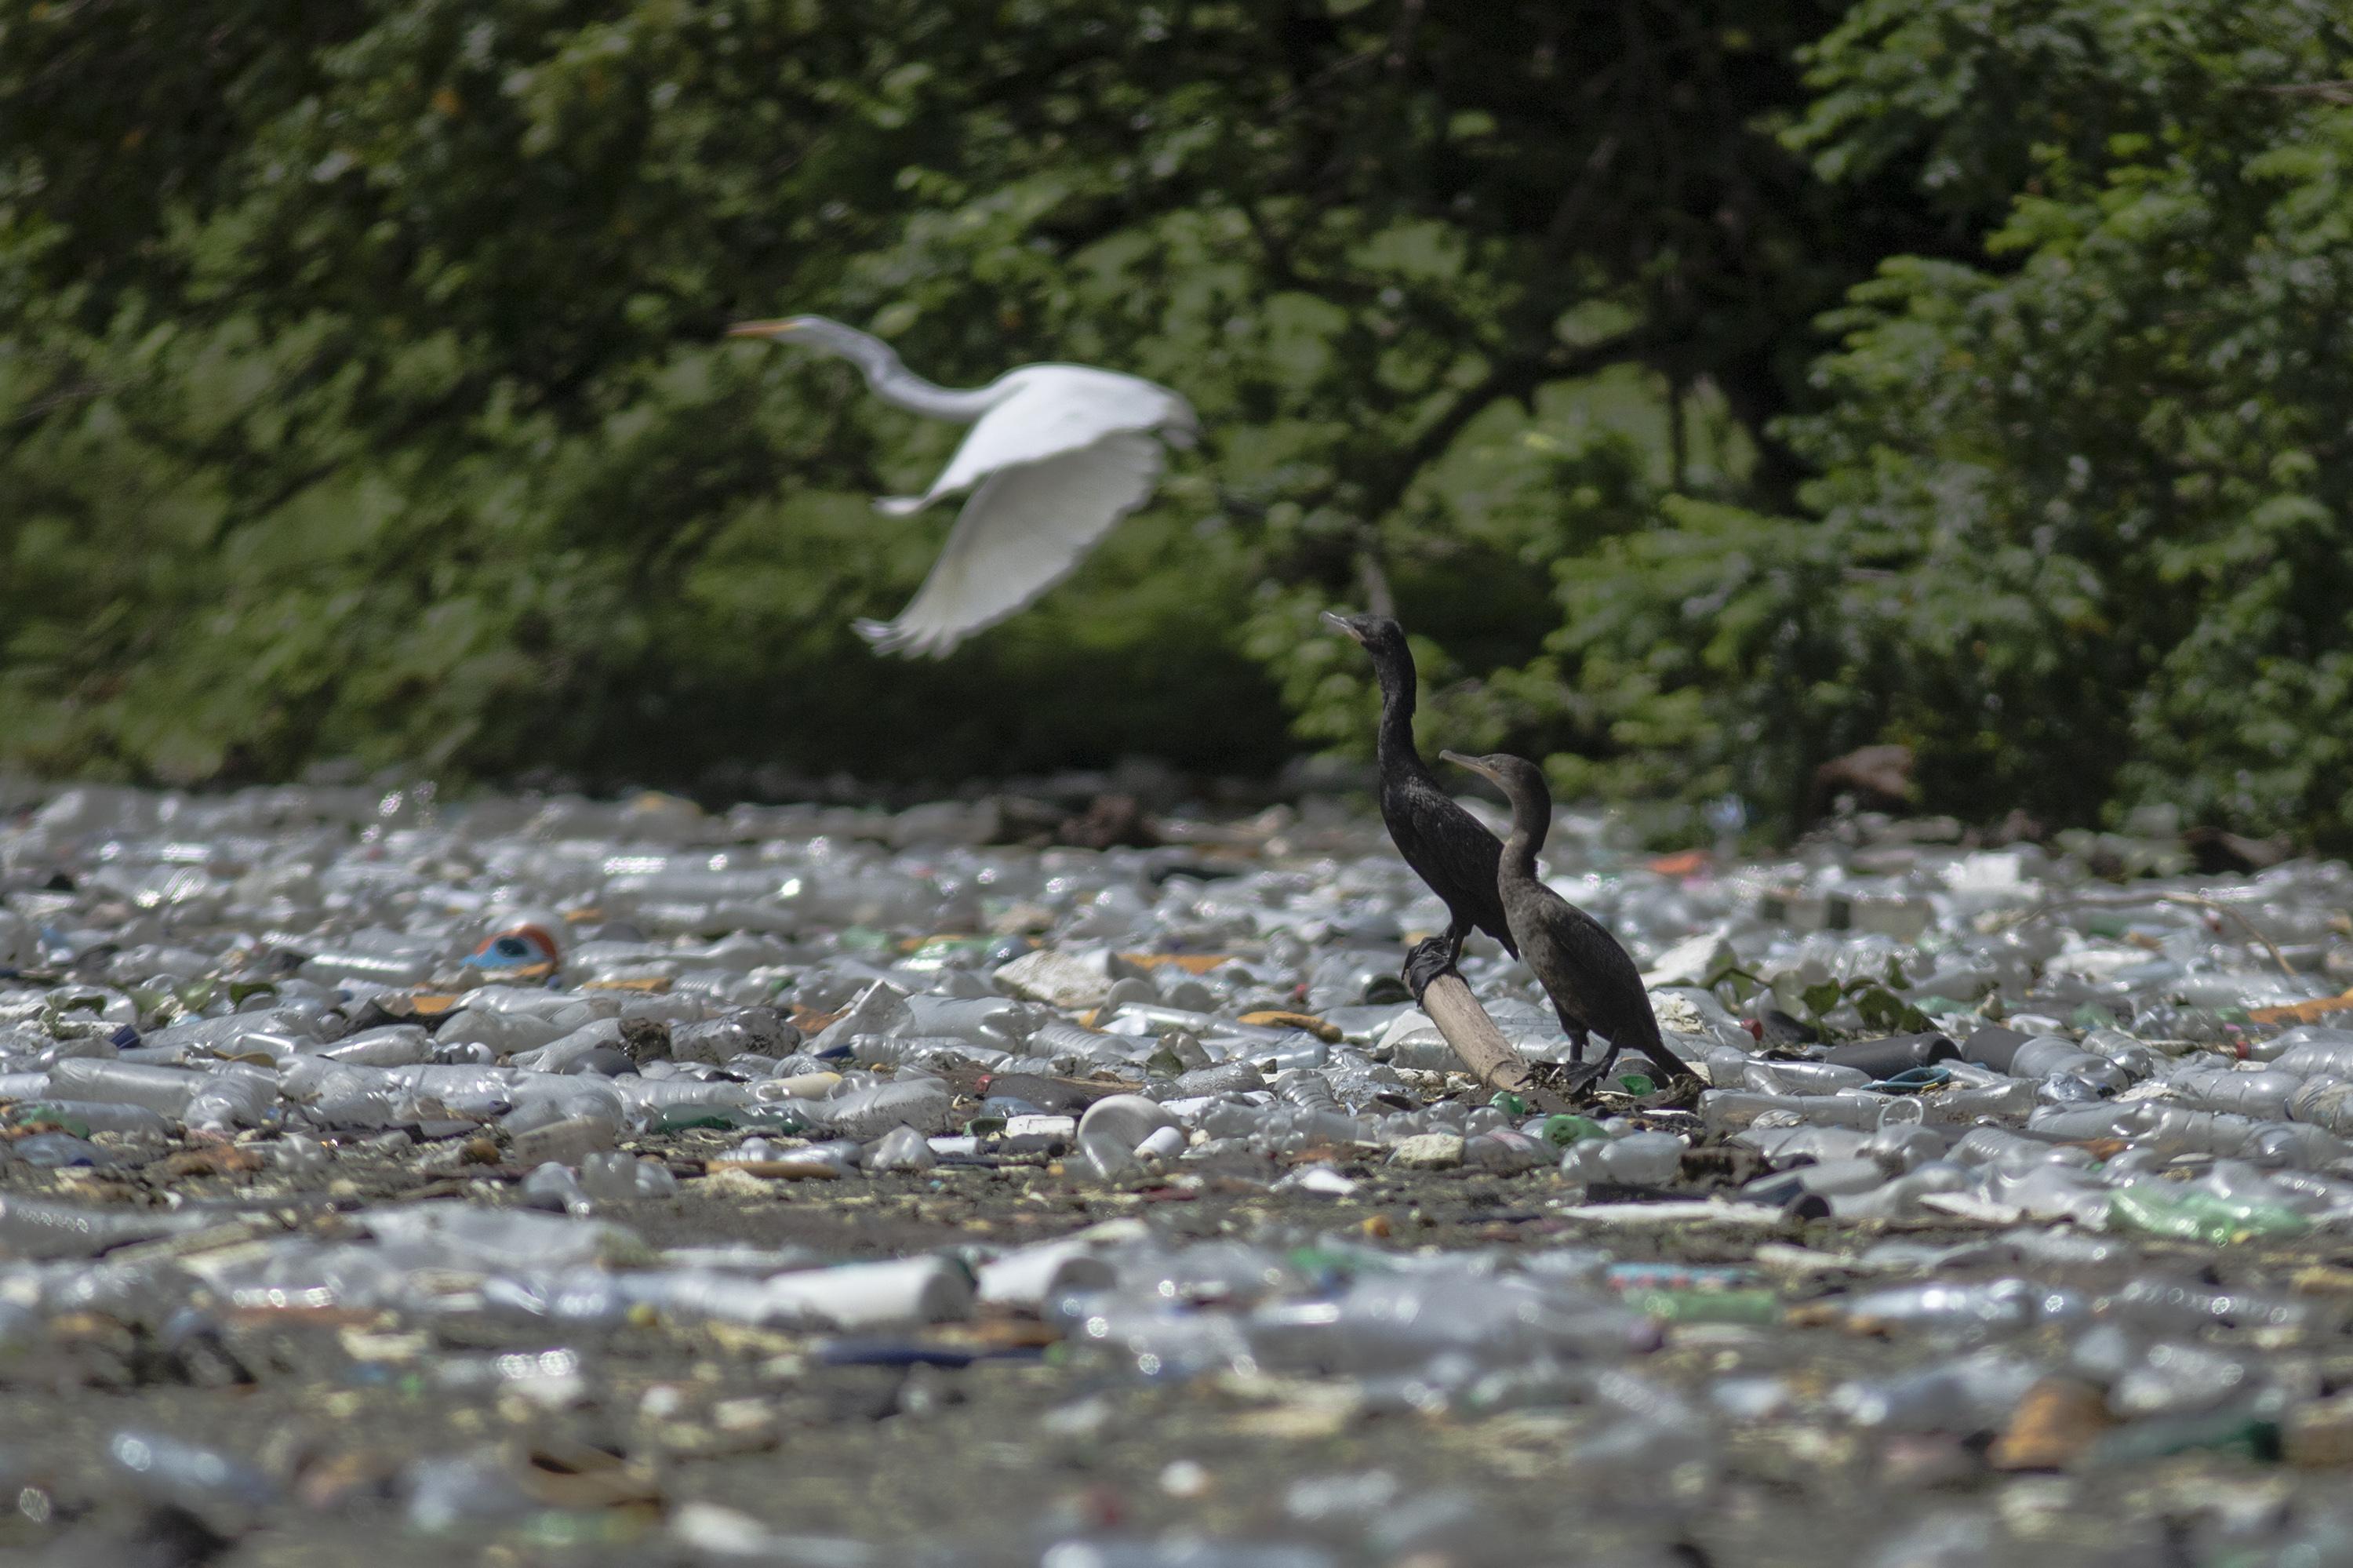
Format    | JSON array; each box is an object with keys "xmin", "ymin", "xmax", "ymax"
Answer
[{"xmin": 0, "ymin": 783, "xmax": 2351, "ymax": 1563}]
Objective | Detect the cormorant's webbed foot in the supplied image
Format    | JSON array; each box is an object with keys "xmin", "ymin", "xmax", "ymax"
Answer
[
  {"xmin": 1641, "ymin": 1069, "xmax": 1707, "ymax": 1110},
  {"xmin": 1529, "ymin": 1044, "xmax": 1618, "ymax": 1103},
  {"xmin": 1551, "ymin": 1052, "xmax": 1706, "ymax": 1109},
  {"xmin": 1401, "ymin": 937, "xmax": 1457, "ymax": 1004}
]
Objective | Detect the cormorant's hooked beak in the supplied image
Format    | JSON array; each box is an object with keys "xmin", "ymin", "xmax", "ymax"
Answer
[
  {"xmin": 1320, "ymin": 610, "xmax": 1366, "ymax": 644},
  {"xmin": 1438, "ymin": 749, "xmax": 1500, "ymax": 786},
  {"xmin": 726, "ymin": 320, "xmax": 798, "ymax": 340}
]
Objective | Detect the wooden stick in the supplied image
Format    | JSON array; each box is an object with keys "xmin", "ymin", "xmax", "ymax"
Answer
[{"xmin": 1416, "ymin": 970, "xmax": 1578, "ymax": 1115}]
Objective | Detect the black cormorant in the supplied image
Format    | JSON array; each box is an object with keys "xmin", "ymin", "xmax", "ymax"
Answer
[
  {"xmin": 1440, "ymin": 748, "xmax": 1697, "ymax": 1090},
  {"xmin": 1323, "ymin": 613, "xmax": 1518, "ymax": 986}
]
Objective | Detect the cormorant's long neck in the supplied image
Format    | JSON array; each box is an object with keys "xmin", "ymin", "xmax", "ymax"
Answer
[
  {"xmin": 1498, "ymin": 779, "xmax": 1551, "ymax": 882},
  {"xmin": 1371, "ymin": 649, "xmax": 1420, "ymax": 775},
  {"xmin": 831, "ymin": 333, "xmax": 1001, "ymax": 422}
]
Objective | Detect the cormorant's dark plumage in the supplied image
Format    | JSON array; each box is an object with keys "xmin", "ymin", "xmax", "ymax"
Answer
[
  {"xmin": 1441, "ymin": 748, "xmax": 1696, "ymax": 1087},
  {"xmin": 1324, "ymin": 613, "xmax": 1517, "ymax": 974}
]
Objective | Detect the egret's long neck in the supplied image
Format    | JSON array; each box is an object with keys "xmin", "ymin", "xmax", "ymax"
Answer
[
  {"xmin": 1371, "ymin": 649, "xmax": 1420, "ymax": 773},
  {"xmin": 831, "ymin": 333, "xmax": 1000, "ymax": 421},
  {"xmin": 1499, "ymin": 779, "xmax": 1551, "ymax": 882}
]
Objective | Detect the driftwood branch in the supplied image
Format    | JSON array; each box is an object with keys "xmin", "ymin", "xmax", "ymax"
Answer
[{"xmin": 1416, "ymin": 970, "xmax": 1577, "ymax": 1115}]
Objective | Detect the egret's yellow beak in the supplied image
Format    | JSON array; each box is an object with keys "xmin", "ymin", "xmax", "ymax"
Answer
[{"xmin": 726, "ymin": 320, "xmax": 796, "ymax": 339}]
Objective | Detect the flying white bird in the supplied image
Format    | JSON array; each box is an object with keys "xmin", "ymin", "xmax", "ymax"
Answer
[{"xmin": 727, "ymin": 315, "xmax": 1198, "ymax": 657}]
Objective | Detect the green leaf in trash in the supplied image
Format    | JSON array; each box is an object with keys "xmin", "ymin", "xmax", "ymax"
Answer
[
  {"xmin": 1800, "ymin": 980, "xmax": 1844, "ymax": 1020},
  {"xmin": 1852, "ymin": 984, "xmax": 1933, "ymax": 1035}
]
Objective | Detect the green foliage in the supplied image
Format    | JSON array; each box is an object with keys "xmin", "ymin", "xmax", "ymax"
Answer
[
  {"xmin": 3, "ymin": 0, "xmax": 2347, "ymax": 850},
  {"xmin": 1392, "ymin": 0, "xmax": 2353, "ymax": 845},
  {"xmin": 1778, "ymin": 0, "xmax": 2353, "ymax": 841},
  {"xmin": 0, "ymin": 0, "xmax": 1877, "ymax": 791}
]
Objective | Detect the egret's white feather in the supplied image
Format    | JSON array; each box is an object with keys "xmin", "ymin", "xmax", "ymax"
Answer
[
  {"xmin": 856, "ymin": 432, "xmax": 1166, "ymax": 657},
  {"xmin": 735, "ymin": 315, "xmax": 1195, "ymax": 654},
  {"xmin": 880, "ymin": 365, "xmax": 1191, "ymax": 515}
]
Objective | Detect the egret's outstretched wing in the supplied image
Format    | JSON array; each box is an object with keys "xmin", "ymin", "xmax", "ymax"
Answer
[
  {"xmin": 876, "ymin": 367, "xmax": 1194, "ymax": 515},
  {"xmin": 856, "ymin": 431, "xmax": 1165, "ymax": 657}
]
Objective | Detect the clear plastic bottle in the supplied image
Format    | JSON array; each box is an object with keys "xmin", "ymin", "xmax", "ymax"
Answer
[
  {"xmin": 1246, "ymin": 1268, "xmax": 1653, "ymax": 1375},
  {"xmin": 1701, "ymin": 1089, "xmax": 1908, "ymax": 1132},
  {"xmin": 1741, "ymin": 1059, "xmax": 1871, "ymax": 1096},
  {"xmin": 821, "ymin": 1078, "xmax": 955, "ymax": 1139},
  {"xmin": 184, "ymin": 1061, "xmax": 281, "ymax": 1133},
  {"xmin": 2164, "ymin": 1060, "xmax": 2302, "ymax": 1118},
  {"xmin": 46, "ymin": 1057, "xmax": 202, "ymax": 1114},
  {"xmin": 107, "ymin": 1428, "xmax": 278, "ymax": 1525},
  {"xmin": 1831, "ymin": 1348, "xmax": 2042, "ymax": 1431},
  {"xmin": 2078, "ymin": 1026, "xmax": 2162, "ymax": 1081},
  {"xmin": 2258, "ymin": 1025, "xmax": 2353, "ymax": 1071},
  {"xmin": 1598, "ymin": 1130, "xmax": 1688, "ymax": 1184},
  {"xmin": 2286, "ymin": 1076, "xmax": 2353, "ymax": 1135},
  {"xmin": 1921, "ymin": 1079, "xmax": 2039, "ymax": 1123},
  {"xmin": 2008, "ymin": 1035, "xmax": 2128, "ymax": 1092},
  {"xmin": 1837, "ymin": 1278, "xmax": 2086, "ymax": 1340},
  {"xmin": 13, "ymin": 1099, "xmax": 173, "ymax": 1137},
  {"xmin": 867, "ymin": 1124, "xmax": 938, "ymax": 1172}
]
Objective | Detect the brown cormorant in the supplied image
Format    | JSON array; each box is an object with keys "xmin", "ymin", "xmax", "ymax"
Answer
[
  {"xmin": 1323, "ymin": 613, "xmax": 1517, "ymax": 990},
  {"xmin": 1440, "ymin": 748, "xmax": 1697, "ymax": 1090}
]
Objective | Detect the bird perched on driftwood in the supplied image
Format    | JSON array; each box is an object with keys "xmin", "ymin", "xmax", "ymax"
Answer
[
  {"xmin": 728, "ymin": 315, "xmax": 1197, "ymax": 656},
  {"xmin": 1441, "ymin": 748, "xmax": 1697, "ymax": 1091},
  {"xmin": 1323, "ymin": 613, "xmax": 1518, "ymax": 994}
]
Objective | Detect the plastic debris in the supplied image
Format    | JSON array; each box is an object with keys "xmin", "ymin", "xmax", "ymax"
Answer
[{"xmin": 0, "ymin": 783, "xmax": 2351, "ymax": 1559}]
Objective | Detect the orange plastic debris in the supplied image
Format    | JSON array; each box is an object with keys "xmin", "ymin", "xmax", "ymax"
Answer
[
  {"xmin": 2251, "ymin": 988, "xmax": 2353, "ymax": 1025},
  {"xmin": 1118, "ymin": 953, "xmax": 1237, "ymax": 974},
  {"xmin": 1238, "ymin": 1010, "xmax": 1341, "ymax": 1042}
]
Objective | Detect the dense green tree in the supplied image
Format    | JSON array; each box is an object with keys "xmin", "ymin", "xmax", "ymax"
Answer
[
  {"xmin": 7, "ymin": 0, "xmax": 2344, "ymax": 848},
  {"xmin": 1516, "ymin": 0, "xmax": 2353, "ymax": 842},
  {"xmin": 1798, "ymin": 0, "xmax": 2353, "ymax": 843},
  {"xmin": 0, "ymin": 0, "xmax": 1899, "ymax": 790}
]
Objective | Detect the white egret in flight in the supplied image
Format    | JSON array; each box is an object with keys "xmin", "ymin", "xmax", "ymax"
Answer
[{"xmin": 727, "ymin": 316, "xmax": 1198, "ymax": 657}]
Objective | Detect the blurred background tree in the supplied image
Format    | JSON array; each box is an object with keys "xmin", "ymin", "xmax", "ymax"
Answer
[{"xmin": 2, "ymin": 0, "xmax": 2348, "ymax": 844}]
